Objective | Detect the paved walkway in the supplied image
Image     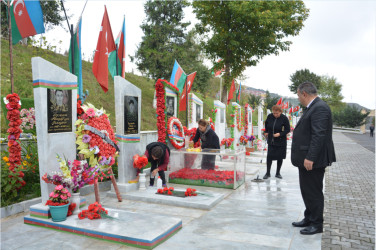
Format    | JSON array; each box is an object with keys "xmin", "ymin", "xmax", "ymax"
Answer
[
  {"xmin": 342, "ymin": 132, "xmax": 375, "ymax": 153},
  {"xmin": 1, "ymin": 131, "xmax": 374, "ymax": 249},
  {"xmin": 323, "ymin": 132, "xmax": 375, "ymax": 249}
]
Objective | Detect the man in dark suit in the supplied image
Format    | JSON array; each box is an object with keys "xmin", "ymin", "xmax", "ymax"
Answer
[{"xmin": 291, "ymin": 82, "xmax": 336, "ymax": 235}]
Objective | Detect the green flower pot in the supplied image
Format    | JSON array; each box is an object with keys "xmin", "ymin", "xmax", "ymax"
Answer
[{"xmin": 49, "ymin": 203, "xmax": 70, "ymax": 222}]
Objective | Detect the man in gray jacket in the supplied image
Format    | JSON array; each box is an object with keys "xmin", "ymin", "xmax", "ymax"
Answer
[{"xmin": 291, "ymin": 82, "xmax": 336, "ymax": 235}]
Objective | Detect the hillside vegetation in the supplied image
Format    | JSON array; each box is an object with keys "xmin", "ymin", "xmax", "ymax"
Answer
[{"xmin": 1, "ymin": 39, "xmax": 240, "ymax": 134}]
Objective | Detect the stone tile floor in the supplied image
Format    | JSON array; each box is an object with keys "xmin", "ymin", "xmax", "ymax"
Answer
[{"xmin": 1, "ymin": 131, "xmax": 373, "ymax": 249}]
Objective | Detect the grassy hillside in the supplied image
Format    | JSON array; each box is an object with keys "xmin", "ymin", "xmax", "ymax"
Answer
[{"xmin": 1, "ymin": 39, "xmax": 226, "ymax": 135}]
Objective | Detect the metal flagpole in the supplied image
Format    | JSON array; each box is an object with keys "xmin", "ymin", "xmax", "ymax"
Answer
[{"xmin": 7, "ymin": 0, "xmax": 14, "ymax": 93}]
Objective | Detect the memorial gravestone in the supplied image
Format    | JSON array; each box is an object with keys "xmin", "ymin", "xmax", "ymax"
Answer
[
  {"xmin": 166, "ymin": 89, "xmax": 177, "ymax": 120},
  {"xmin": 214, "ymin": 100, "xmax": 226, "ymax": 141},
  {"xmin": 232, "ymin": 102, "xmax": 242, "ymax": 150},
  {"xmin": 114, "ymin": 76, "xmax": 144, "ymax": 192},
  {"xmin": 247, "ymin": 105, "xmax": 253, "ymax": 137},
  {"xmin": 258, "ymin": 103, "xmax": 264, "ymax": 140},
  {"xmin": 188, "ymin": 93, "xmax": 203, "ymax": 129},
  {"xmin": 31, "ymin": 57, "xmax": 77, "ymax": 215}
]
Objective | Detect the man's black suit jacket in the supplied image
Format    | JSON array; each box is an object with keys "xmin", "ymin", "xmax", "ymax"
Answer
[{"xmin": 291, "ymin": 97, "xmax": 336, "ymax": 168}]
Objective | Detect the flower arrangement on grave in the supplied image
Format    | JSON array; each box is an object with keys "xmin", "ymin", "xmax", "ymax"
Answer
[
  {"xmin": 78, "ymin": 202, "xmax": 109, "ymax": 220},
  {"xmin": 185, "ymin": 188, "xmax": 197, "ymax": 197},
  {"xmin": 244, "ymin": 135, "xmax": 256, "ymax": 147},
  {"xmin": 221, "ymin": 138, "xmax": 234, "ymax": 149},
  {"xmin": 183, "ymin": 127, "xmax": 200, "ymax": 148},
  {"xmin": 19, "ymin": 107, "xmax": 35, "ymax": 132},
  {"xmin": 42, "ymin": 155, "xmax": 96, "ymax": 193},
  {"xmin": 211, "ymin": 108, "xmax": 217, "ymax": 125},
  {"xmin": 45, "ymin": 185, "xmax": 71, "ymax": 206},
  {"xmin": 244, "ymin": 104, "xmax": 249, "ymax": 135},
  {"xmin": 133, "ymin": 154, "xmax": 149, "ymax": 173},
  {"xmin": 155, "ymin": 79, "xmax": 180, "ymax": 144},
  {"xmin": 157, "ymin": 186, "xmax": 174, "ymax": 195},
  {"xmin": 188, "ymin": 94, "xmax": 194, "ymax": 124},
  {"xmin": 167, "ymin": 117, "xmax": 185, "ymax": 149},
  {"xmin": 169, "ymin": 168, "xmax": 245, "ymax": 189},
  {"xmin": 230, "ymin": 106, "xmax": 235, "ymax": 149},
  {"xmin": 4, "ymin": 93, "xmax": 25, "ymax": 189},
  {"xmin": 239, "ymin": 135, "xmax": 248, "ymax": 146},
  {"xmin": 235, "ymin": 106, "xmax": 244, "ymax": 131},
  {"xmin": 75, "ymin": 103, "xmax": 119, "ymax": 175},
  {"xmin": 208, "ymin": 117, "xmax": 215, "ymax": 131}
]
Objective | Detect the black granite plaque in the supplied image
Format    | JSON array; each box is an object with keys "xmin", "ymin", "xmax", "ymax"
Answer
[
  {"xmin": 47, "ymin": 89, "xmax": 72, "ymax": 133},
  {"xmin": 196, "ymin": 104, "xmax": 201, "ymax": 122},
  {"xmin": 166, "ymin": 96, "xmax": 175, "ymax": 119},
  {"xmin": 124, "ymin": 96, "xmax": 139, "ymax": 135}
]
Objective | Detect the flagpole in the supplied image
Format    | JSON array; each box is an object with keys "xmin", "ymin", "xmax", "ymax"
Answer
[
  {"xmin": 185, "ymin": 77, "xmax": 188, "ymax": 128},
  {"xmin": 7, "ymin": 0, "xmax": 14, "ymax": 93},
  {"xmin": 115, "ymin": 44, "xmax": 119, "ymax": 76},
  {"xmin": 60, "ymin": 0, "xmax": 74, "ymax": 74}
]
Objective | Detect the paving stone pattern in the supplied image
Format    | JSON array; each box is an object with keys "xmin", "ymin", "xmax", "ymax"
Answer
[{"xmin": 323, "ymin": 132, "xmax": 375, "ymax": 250}]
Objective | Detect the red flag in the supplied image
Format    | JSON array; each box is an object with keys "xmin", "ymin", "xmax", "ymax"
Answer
[
  {"xmin": 276, "ymin": 97, "xmax": 282, "ymax": 105},
  {"xmin": 179, "ymin": 72, "xmax": 196, "ymax": 111},
  {"xmin": 285, "ymin": 101, "xmax": 289, "ymax": 109},
  {"xmin": 92, "ymin": 6, "xmax": 116, "ymax": 93},
  {"xmin": 213, "ymin": 59, "xmax": 224, "ymax": 77},
  {"xmin": 227, "ymin": 79, "xmax": 236, "ymax": 105},
  {"xmin": 288, "ymin": 107, "xmax": 293, "ymax": 114}
]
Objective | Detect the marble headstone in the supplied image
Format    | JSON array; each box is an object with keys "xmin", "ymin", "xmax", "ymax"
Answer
[
  {"xmin": 214, "ymin": 100, "xmax": 226, "ymax": 141},
  {"xmin": 114, "ymin": 76, "xmax": 143, "ymax": 190},
  {"xmin": 247, "ymin": 106, "xmax": 253, "ymax": 137},
  {"xmin": 188, "ymin": 93, "xmax": 203, "ymax": 129},
  {"xmin": 258, "ymin": 103, "xmax": 264, "ymax": 140},
  {"xmin": 32, "ymin": 57, "xmax": 77, "ymax": 204},
  {"xmin": 231, "ymin": 102, "xmax": 242, "ymax": 150}
]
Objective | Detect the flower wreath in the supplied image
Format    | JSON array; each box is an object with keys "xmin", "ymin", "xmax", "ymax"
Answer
[
  {"xmin": 208, "ymin": 117, "xmax": 215, "ymax": 131},
  {"xmin": 155, "ymin": 79, "xmax": 180, "ymax": 144},
  {"xmin": 244, "ymin": 104, "xmax": 249, "ymax": 136},
  {"xmin": 4, "ymin": 93, "xmax": 25, "ymax": 188},
  {"xmin": 167, "ymin": 117, "xmax": 185, "ymax": 149},
  {"xmin": 188, "ymin": 96, "xmax": 194, "ymax": 124},
  {"xmin": 75, "ymin": 103, "xmax": 119, "ymax": 171},
  {"xmin": 236, "ymin": 106, "xmax": 244, "ymax": 131},
  {"xmin": 211, "ymin": 108, "xmax": 217, "ymax": 125}
]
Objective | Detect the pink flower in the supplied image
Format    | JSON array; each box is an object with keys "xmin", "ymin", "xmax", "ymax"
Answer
[
  {"xmin": 73, "ymin": 160, "xmax": 81, "ymax": 168},
  {"xmin": 60, "ymin": 195, "xmax": 68, "ymax": 200},
  {"xmin": 49, "ymin": 192, "xmax": 54, "ymax": 197},
  {"xmin": 61, "ymin": 188, "xmax": 68, "ymax": 193},
  {"xmin": 55, "ymin": 185, "xmax": 63, "ymax": 190},
  {"xmin": 86, "ymin": 108, "xmax": 95, "ymax": 117},
  {"xmin": 53, "ymin": 194, "xmax": 59, "ymax": 198},
  {"xmin": 67, "ymin": 192, "xmax": 71, "ymax": 197}
]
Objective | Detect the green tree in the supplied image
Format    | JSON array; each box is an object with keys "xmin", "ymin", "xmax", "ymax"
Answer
[
  {"xmin": 132, "ymin": 0, "xmax": 190, "ymax": 80},
  {"xmin": 263, "ymin": 90, "xmax": 281, "ymax": 111},
  {"xmin": 333, "ymin": 105, "xmax": 369, "ymax": 128},
  {"xmin": 318, "ymin": 75, "xmax": 344, "ymax": 109},
  {"xmin": 248, "ymin": 94, "xmax": 262, "ymax": 110},
  {"xmin": 1, "ymin": 0, "xmax": 66, "ymax": 37},
  {"xmin": 193, "ymin": 1, "xmax": 309, "ymax": 103},
  {"xmin": 289, "ymin": 68, "xmax": 321, "ymax": 94}
]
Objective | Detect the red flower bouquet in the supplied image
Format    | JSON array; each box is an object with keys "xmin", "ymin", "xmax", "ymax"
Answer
[
  {"xmin": 221, "ymin": 138, "xmax": 234, "ymax": 149},
  {"xmin": 185, "ymin": 188, "xmax": 197, "ymax": 197},
  {"xmin": 239, "ymin": 136, "xmax": 248, "ymax": 146},
  {"xmin": 78, "ymin": 202, "xmax": 108, "ymax": 220},
  {"xmin": 157, "ymin": 186, "xmax": 174, "ymax": 195},
  {"xmin": 133, "ymin": 154, "xmax": 149, "ymax": 173}
]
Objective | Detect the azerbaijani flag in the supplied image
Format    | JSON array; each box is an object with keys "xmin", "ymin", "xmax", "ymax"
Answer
[
  {"xmin": 69, "ymin": 17, "xmax": 83, "ymax": 100},
  {"xmin": 10, "ymin": 0, "xmax": 45, "ymax": 44},
  {"xmin": 109, "ymin": 16, "xmax": 126, "ymax": 78},
  {"xmin": 170, "ymin": 60, "xmax": 187, "ymax": 93}
]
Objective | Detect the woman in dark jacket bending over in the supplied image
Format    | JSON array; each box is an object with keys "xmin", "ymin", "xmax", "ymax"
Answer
[
  {"xmin": 263, "ymin": 105, "xmax": 291, "ymax": 179},
  {"xmin": 193, "ymin": 119, "xmax": 220, "ymax": 170}
]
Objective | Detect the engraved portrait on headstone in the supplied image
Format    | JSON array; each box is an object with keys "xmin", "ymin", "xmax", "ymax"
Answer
[
  {"xmin": 166, "ymin": 96, "xmax": 175, "ymax": 118},
  {"xmin": 47, "ymin": 89, "xmax": 72, "ymax": 133},
  {"xmin": 248, "ymin": 112, "xmax": 252, "ymax": 124},
  {"xmin": 196, "ymin": 104, "xmax": 201, "ymax": 122},
  {"xmin": 220, "ymin": 108, "xmax": 224, "ymax": 123},
  {"xmin": 124, "ymin": 96, "xmax": 138, "ymax": 135}
]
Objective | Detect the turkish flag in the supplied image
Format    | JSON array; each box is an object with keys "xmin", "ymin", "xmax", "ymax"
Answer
[
  {"xmin": 276, "ymin": 97, "xmax": 282, "ymax": 105},
  {"xmin": 227, "ymin": 79, "xmax": 236, "ymax": 105},
  {"xmin": 92, "ymin": 6, "xmax": 116, "ymax": 93},
  {"xmin": 179, "ymin": 72, "xmax": 196, "ymax": 111}
]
